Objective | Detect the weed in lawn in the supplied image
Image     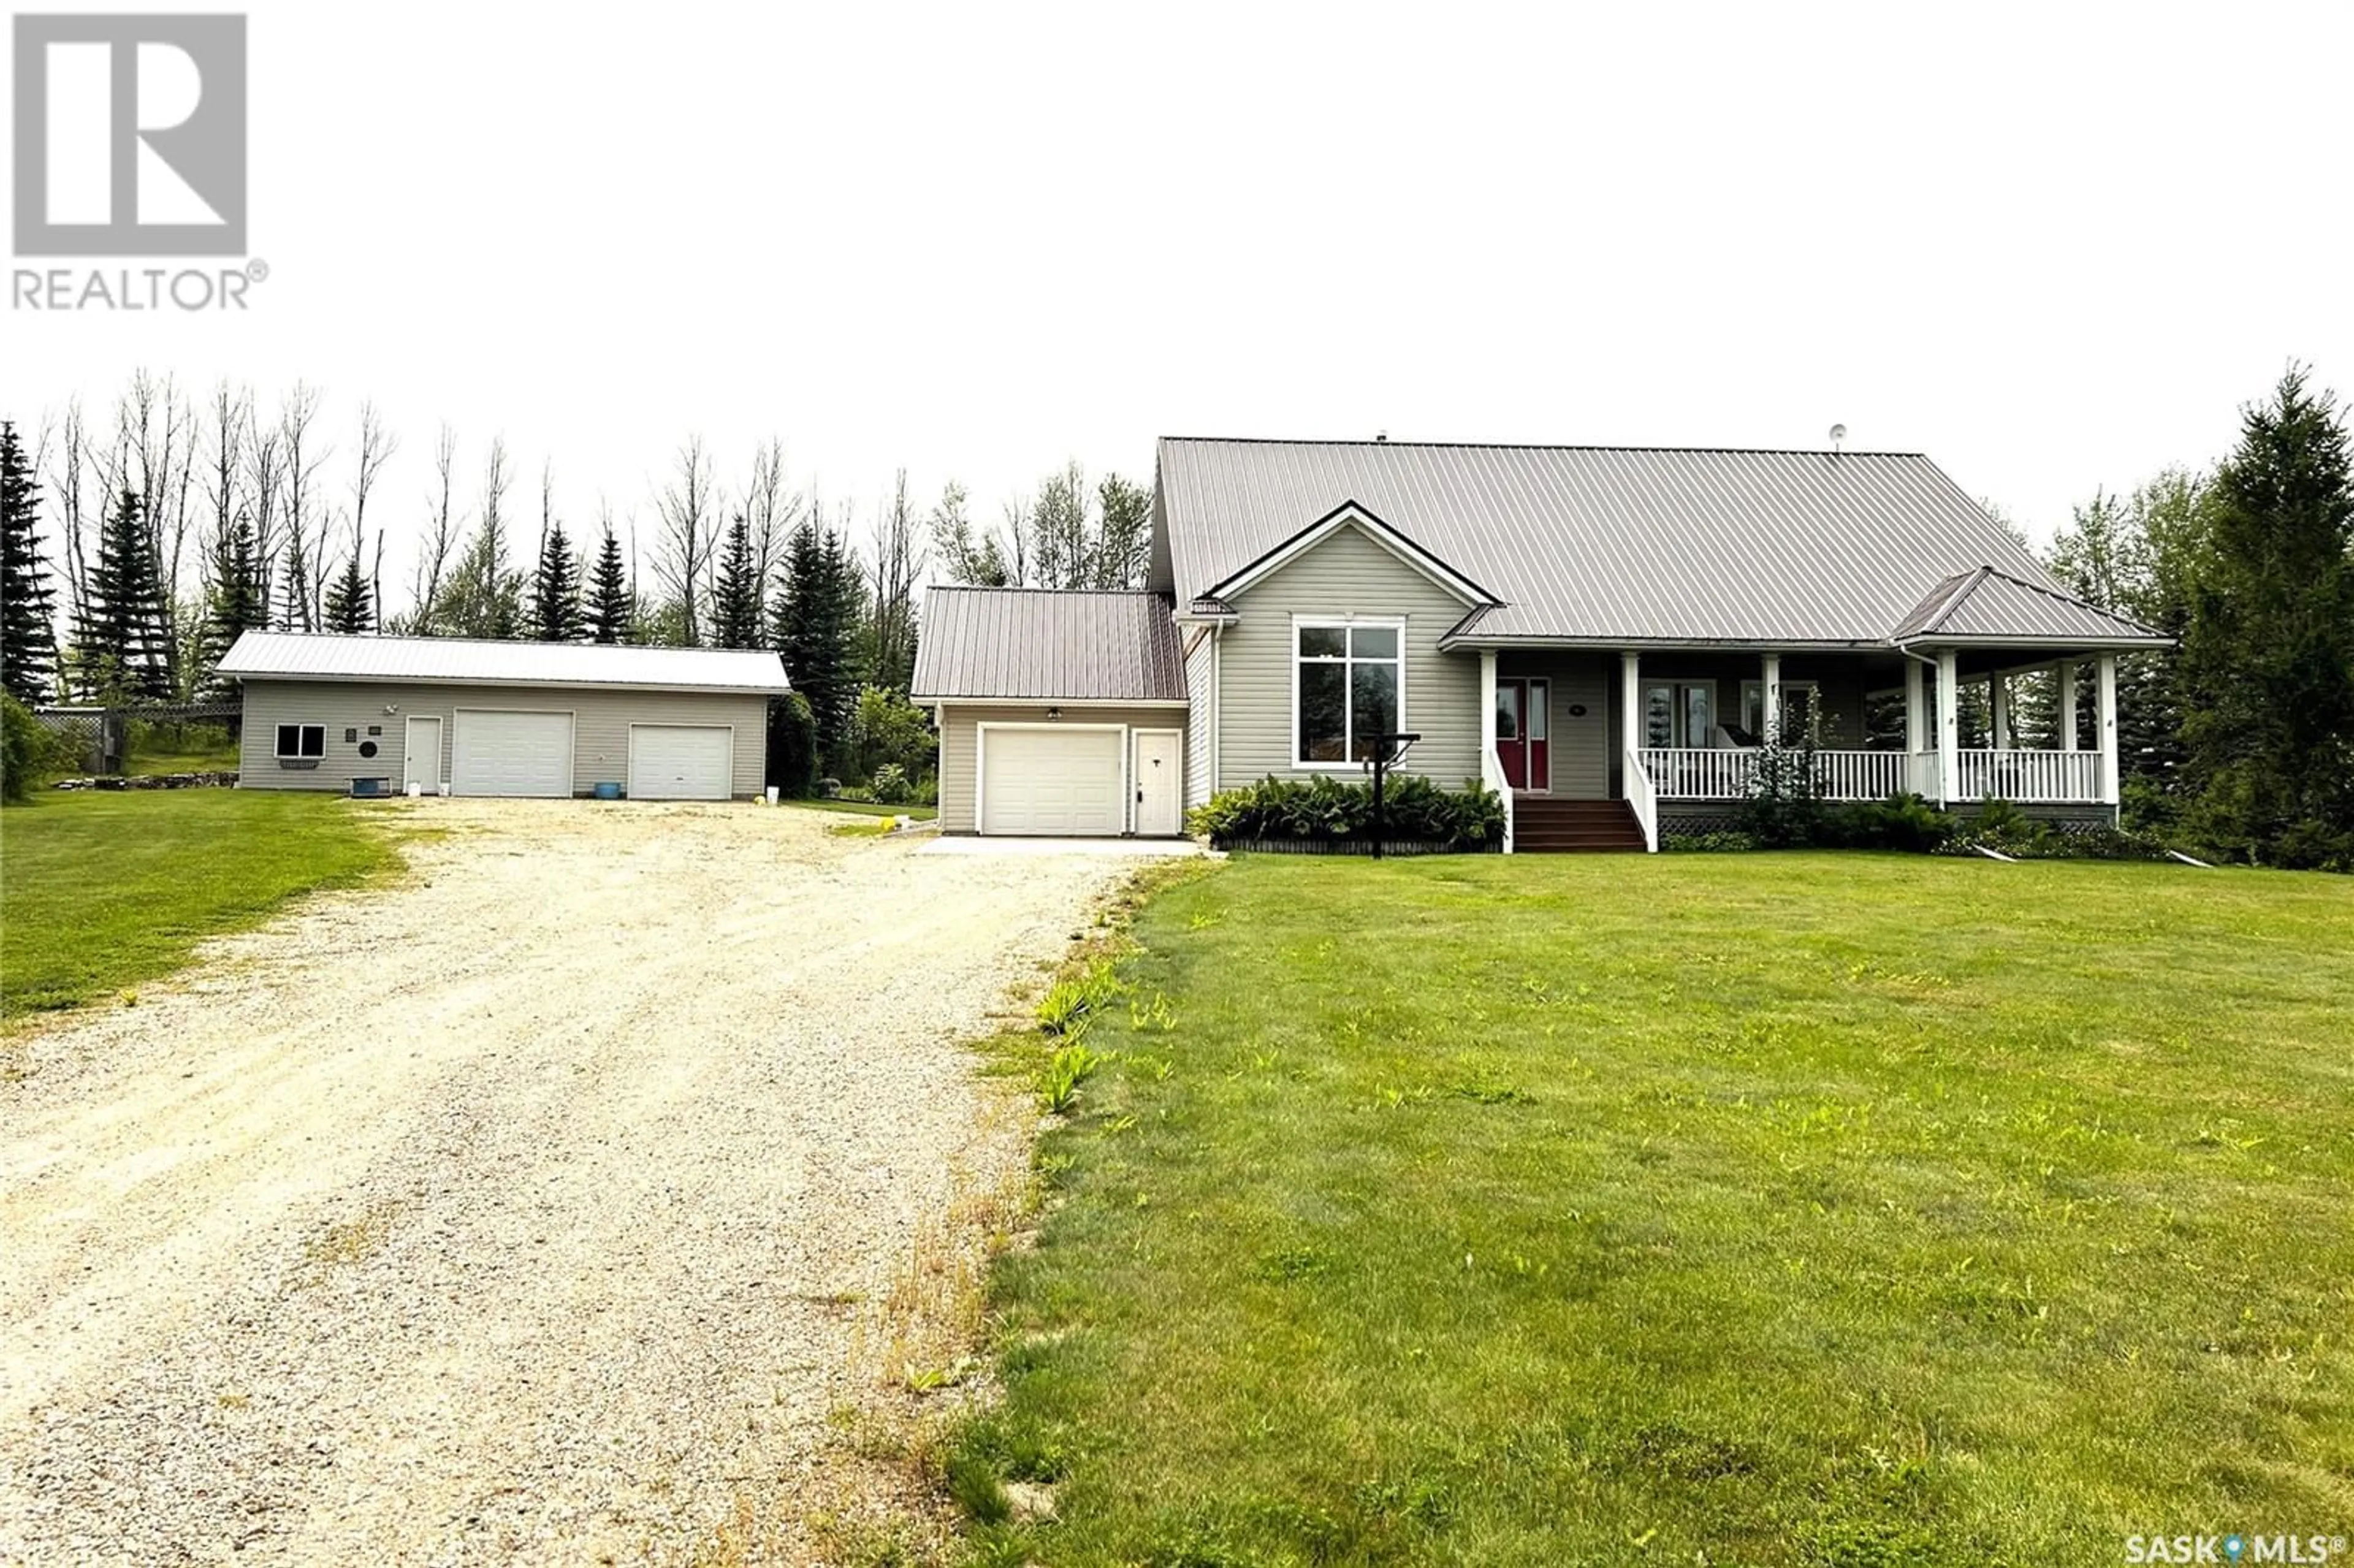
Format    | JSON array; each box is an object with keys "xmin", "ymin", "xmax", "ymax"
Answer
[
  {"xmin": 1034, "ymin": 1041, "xmax": 1104, "ymax": 1114},
  {"xmin": 1037, "ymin": 961, "xmax": 1122, "ymax": 1035}
]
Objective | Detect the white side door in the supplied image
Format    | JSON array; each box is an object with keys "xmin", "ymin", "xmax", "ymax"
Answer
[
  {"xmin": 1132, "ymin": 730, "xmax": 1183, "ymax": 836},
  {"xmin": 402, "ymin": 715, "xmax": 443, "ymax": 794}
]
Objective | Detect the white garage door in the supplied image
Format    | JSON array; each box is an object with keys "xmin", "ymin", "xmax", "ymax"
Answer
[
  {"xmin": 628, "ymin": 725, "xmax": 733, "ymax": 801},
  {"xmin": 451, "ymin": 710, "xmax": 574, "ymax": 798},
  {"xmin": 981, "ymin": 726, "xmax": 1124, "ymax": 836}
]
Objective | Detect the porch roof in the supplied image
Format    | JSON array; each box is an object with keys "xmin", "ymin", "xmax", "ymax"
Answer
[{"xmin": 1891, "ymin": 566, "xmax": 2171, "ymax": 647}]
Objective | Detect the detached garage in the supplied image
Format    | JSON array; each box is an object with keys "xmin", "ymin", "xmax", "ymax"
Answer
[
  {"xmin": 218, "ymin": 631, "xmax": 790, "ymax": 800},
  {"xmin": 913, "ymin": 587, "xmax": 1189, "ymax": 837}
]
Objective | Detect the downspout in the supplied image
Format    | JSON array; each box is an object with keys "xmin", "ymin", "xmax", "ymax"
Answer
[{"xmin": 1894, "ymin": 642, "xmax": 1948, "ymax": 805}]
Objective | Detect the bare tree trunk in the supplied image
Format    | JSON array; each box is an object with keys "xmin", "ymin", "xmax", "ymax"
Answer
[
  {"xmin": 242, "ymin": 406, "xmax": 285, "ymax": 620},
  {"xmin": 348, "ymin": 400, "xmax": 396, "ymax": 580},
  {"xmin": 410, "ymin": 424, "xmax": 460, "ymax": 631},
  {"xmin": 654, "ymin": 436, "xmax": 717, "ymax": 644},
  {"xmin": 742, "ymin": 436, "xmax": 801, "ymax": 596},
  {"xmin": 277, "ymin": 382, "xmax": 329, "ymax": 630}
]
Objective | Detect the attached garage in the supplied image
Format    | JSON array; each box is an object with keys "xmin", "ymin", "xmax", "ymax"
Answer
[
  {"xmin": 628, "ymin": 724, "xmax": 733, "ymax": 801},
  {"xmin": 452, "ymin": 710, "xmax": 574, "ymax": 798},
  {"xmin": 219, "ymin": 631, "xmax": 792, "ymax": 799},
  {"xmin": 912, "ymin": 588, "xmax": 1192, "ymax": 836},
  {"xmin": 980, "ymin": 726, "xmax": 1124, "ymax": 835}
]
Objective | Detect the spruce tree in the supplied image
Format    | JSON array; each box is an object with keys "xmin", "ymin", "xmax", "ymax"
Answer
[
  {"xmin": 772, "ymin": 520, "xmax": 864, "ymax": 774},
  {"xmin": 587, "ymin": 526, "xmax": 631, "ymax": 644},
  {"xmin": 323, "ymin": 554, "xmax": 375, "ymax": 633},
  {"xmin": 2179, "ymin": 366, "xmax": 2354, "ymax": 867},
  {"xmin": 528, "ymin": 522, "xmax": 586, "ymax": 642},
  {"xmin": 1, "ymin": 419, "xmax": 58, "ymax": 703},
  {"xmin": 194, "ymin": 517, "xmax": 269, "ymax": 695},
  {"xmin": 71, "ymin": 487, "xmax": 174, "ymax": 701},
  {"xmin": 710, "ymin": 515, "xmax": 765, "ymax": 649}
]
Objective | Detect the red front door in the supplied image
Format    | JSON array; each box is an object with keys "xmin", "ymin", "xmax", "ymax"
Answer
[
  {"xmin": 1497, "ymin": 680, "xmax": 1528, "ymax": 788},
  {"xmin": 1496, "ymin": 679, "xmax": 1551, "ymax": 791}
]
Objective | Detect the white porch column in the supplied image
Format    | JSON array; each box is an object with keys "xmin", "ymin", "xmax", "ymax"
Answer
[
  {"xmin": 1620, "ymin": 650, "xmax": 1642, "ymax": 760},
  {"xmin": 2057, "ymin": 661, "xmax": 2079, "ymax": 750},
  {"xmin": 1479, "ymin": 649, "xmax": 1498, "ymax": 763},
  {"xmin": 2097, "ymin": 653, "xmax": 2119, "ymax": 805},
  {"xmin": 1903, "ymin": 659, "xmax": 1925, "ymax": 752},
  {"xmin": 1761, "ymin": 652, "xmax": 1782, "ymax": 743},
  {"xmin": 1989, "ymin": 672, "xmax": 2011, "ymax": 750},
  {"xmin": 1935, "ymin": 649, "xmax": 1959, "ymax": 806}
]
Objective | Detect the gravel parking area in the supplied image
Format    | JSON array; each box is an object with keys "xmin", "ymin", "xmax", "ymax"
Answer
[{"xmin": 0, "ymin": 800, "xmax": 1135, "ymax": 1565}]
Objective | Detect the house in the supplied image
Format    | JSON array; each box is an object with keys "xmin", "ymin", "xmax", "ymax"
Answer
[
  {"xmin": 912, "ymin": 437, "xmax": 2168, "ymax": 851},
  {"xmin": 216, "ymin": 631, "xmax": 791, "ymax": 799}
]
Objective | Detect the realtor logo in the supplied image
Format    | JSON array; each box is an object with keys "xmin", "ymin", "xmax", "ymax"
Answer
[{"xmin": 12, "ymin": 13, "xmax": 247, "ymax": 256}]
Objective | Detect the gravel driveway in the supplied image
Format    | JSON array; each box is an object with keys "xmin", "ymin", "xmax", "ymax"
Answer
[{"xmin": 0, "ymin": 801, "xmax": 1134, "ymax": 1565}]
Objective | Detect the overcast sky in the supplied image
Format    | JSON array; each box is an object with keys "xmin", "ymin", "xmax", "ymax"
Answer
[{"xmin": 10, "ymin": 0, "xmax": 2351, "ymax": 590}]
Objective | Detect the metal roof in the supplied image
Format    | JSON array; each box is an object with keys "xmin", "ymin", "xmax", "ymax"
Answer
[
  {"xmin": 217, "ymin": 631, "xmax": 793, "ymax": 693},
  {"xmin": 911, "ymin": 587, "xmax": 1188, "ymax": 703},
  {"xmin": 1156, "ymin": 438, "xmax": 2117, "ymax": 647},
  {"xmin": 1892, "ymin": 567, "xmax": 2170, "ymax": 644}
]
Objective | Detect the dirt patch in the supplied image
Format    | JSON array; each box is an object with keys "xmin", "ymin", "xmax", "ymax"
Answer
[{"xmin": 0, "ymin": 799, "xmax": 1132, "ymax": 1564}]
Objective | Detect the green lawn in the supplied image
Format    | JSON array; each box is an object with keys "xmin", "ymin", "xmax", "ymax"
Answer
[
  {"xmin": 965, "ymin": 854, "xmax": 2354, "ymax": 1567},
  {"xmin": 1, "ymin": 790, "xmax": 404, "ymax": 1017}
]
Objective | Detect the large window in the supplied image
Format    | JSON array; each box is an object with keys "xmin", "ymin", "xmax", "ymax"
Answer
[
  {"xmin": 1295, "ymin": 619, "xmax": 1403, "ymax": 765},
  {"xmin": 1644, "ymin": 683, "xmax": 1715, "ymax": 748},
  {"xmin": 275, "ymin": 723, "xmax": 326, "ymax": 759}
]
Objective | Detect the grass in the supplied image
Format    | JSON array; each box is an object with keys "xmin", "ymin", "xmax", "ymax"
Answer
[
  {"xmin": 1, "ymin": 788, "xmax": 405, "ymax": 1018},
  {"xmin": 963, "ymin": 853, "xmax": 2354, "ymax": 1566},
  {"xmin": 126, "ymin": 724, "xmax": 240, "ymax": 777},
  {"xmin": 784, "ymin": 797, "xmax": 940, "ymax": 821}
]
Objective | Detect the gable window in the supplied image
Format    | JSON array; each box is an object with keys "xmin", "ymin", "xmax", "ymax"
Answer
[
  {"xmin": 275, "ymin": 723, "xmax": 326, "ymax": 760},
  {"xmin": 1295, "ymin": 618, "xmax": 1403, "ymax": 765}
]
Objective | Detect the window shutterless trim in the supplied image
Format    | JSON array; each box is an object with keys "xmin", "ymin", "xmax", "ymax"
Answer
[{"xmin": 1289, "ymin": 614, "xmax": 1407, "ymax": 770}]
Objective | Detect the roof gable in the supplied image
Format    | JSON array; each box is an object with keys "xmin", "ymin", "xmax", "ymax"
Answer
[
  {"xmin": 1892, "ymin": 567, "xmax": 2171, "ymax": 645},
  {"xmin": 1206, "ymin": 501, "xmax": 1498, "ymax": 607},
  {"xmin": 911, "ymin": 587, "xmax": 1187, "ymax": 703},
  {"xmin": 1157, "ymin": 438, "xmax": 2072, "ymax": 646}
]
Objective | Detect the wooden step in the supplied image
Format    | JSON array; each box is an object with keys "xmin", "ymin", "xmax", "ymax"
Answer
[{"xmin": 1511, "ymin": 797, "xmax": 1647, "ymax": 853}]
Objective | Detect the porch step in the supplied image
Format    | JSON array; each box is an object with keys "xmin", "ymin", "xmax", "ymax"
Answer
[{"xmin": 1511, "ymin": 797, "xmax": 1648, "ymax": 853}]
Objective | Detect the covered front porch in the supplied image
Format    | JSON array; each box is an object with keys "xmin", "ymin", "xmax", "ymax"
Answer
[{"xmin": 1469, "ymin": 643, "xmax": 2128, "ymax": 853}]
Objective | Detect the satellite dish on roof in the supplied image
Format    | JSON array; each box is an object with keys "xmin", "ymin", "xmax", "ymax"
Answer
[{"xmin": 1829, "ymin": 423, "xmax": 1848, "ymax": 454}]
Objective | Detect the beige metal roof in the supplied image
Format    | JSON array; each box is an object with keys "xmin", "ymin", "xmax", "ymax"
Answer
[
  {"xmin": 1156, "ymin": 437, "xmax": 2093, "ymax": 647},
  {"xmin": 912, "ymin": 588, "xmax": 1187, "ymax": 702},
  {"xmin": 1892, "ymin": 567, "xmax": 2169, "ymax": 644},
  {"xmin": 218, "ymin": 631, "xmax": 793, "ymax": 693}
]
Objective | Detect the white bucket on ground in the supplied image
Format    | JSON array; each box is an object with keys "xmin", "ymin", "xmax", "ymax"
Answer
[{"xmin": 766, "ymin": 786, "xmax": 779, "ymax": 805}]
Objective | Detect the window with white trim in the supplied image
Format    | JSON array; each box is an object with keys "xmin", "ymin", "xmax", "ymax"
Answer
[
  {"xmin": 275, "ymin": 723, "xmax": 326, "ymax": 759},
  {"xmin": 1295, "ymin": 620, "xmax": 1402, "ymax": 764},
  {"xmin": 1740, "ymin": 680, "xmax": 1819, "ymax": 745}
]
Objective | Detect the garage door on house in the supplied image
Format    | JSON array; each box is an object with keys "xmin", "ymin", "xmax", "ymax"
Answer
[
  {"xmin": 981, "ymin": 726, "xmax": 1124, "ymax": 835},
  {"xmin": 628, "ymin": 724, "xmax": 733, "ymax": 801},
  {"xmin": 451, "ymin": 710, "xmax": 574, "ymax": 798}
]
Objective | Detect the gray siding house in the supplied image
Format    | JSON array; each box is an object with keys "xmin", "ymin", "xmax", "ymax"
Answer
[
  {"xmin": 913, "ymin": 436, "xmax": 2169, "ymax": 850},
  {"xmin": 218, "ymin": 632, "xmax": 789, "ymax": 800}
]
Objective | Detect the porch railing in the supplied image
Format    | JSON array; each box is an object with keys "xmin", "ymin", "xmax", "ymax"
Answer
[
  {"xmin": 1639, "ymin": 746, "xmax": 1961, "ymax": 804},
  {"xmin": 1623, "ymin": 748, "xmax": 1659, "ymax": 852},
  {"xmin": 1484, "ymin": 744, "xmax": 1515, "ymax": 854},
  {"xmin": 1953, "ymin": 748, "xmax": 2102, "ymax": 803}
]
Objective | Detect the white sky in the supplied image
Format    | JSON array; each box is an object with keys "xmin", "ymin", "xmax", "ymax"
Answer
[{"xmin": 9, "ymin": 0, "xmax": 2351, "ymax": 595}]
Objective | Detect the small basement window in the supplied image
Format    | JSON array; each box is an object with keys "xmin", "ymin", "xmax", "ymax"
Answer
[{"xmin": 275, "ymin": 723, "xmax": 326, "ymax": 760}]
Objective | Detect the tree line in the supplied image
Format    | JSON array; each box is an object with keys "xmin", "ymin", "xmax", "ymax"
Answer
[
  {"xmin": 0, "ymin": 376, "xmax": 1156, "ymax": 787},
  {"xmin": 2043, "ymin": 367, "xmax": 2353, "ymax": 869}
]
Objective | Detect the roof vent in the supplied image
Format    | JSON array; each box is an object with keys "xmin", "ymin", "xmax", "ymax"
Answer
[
  {"xmin": 1376, "ymin": 429, "xmax": 1388, "ymax": 443},
  {"xmin": 1829, "ymin": 422, "xmax": 1847, "ymax": 455}
]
